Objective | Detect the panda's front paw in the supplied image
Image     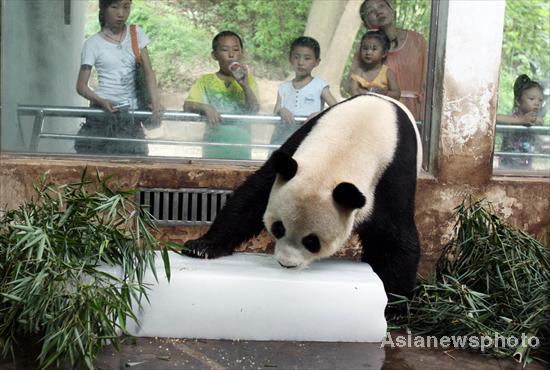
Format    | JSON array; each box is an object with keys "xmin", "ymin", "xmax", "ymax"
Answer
[{"xmin": 181, "ymin": 238, "xmax": 232, "ymax": 259}]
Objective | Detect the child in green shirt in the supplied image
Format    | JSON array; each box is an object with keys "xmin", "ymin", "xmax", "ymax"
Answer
[{"xmin": 184, "ymin": 31, "xmax": 259, "ymax": 160}]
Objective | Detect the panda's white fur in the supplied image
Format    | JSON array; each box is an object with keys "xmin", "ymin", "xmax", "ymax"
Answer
[{"xmin": 263, "ymin": 94, "xmax": 421, "ymax": 268}]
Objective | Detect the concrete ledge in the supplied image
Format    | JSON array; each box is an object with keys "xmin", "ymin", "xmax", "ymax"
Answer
[{"xmin": 126, "ymin": 252, "xmax": 387, "ymax": 342}]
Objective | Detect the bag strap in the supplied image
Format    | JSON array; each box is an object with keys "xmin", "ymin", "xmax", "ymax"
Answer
[{"xmin": 130, "ymin": 24, "xmax": 143, "ymax": 65}]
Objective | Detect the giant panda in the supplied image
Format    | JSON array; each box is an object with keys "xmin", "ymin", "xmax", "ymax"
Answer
[{"xmin": 182, "ymin": 94, "xmax": 422, "ymax": 298}]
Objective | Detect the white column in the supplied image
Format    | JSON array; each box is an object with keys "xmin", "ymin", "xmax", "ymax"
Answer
[{"xmin": 437, "ymin": 0, "xmax": 506, "ymax": 183}]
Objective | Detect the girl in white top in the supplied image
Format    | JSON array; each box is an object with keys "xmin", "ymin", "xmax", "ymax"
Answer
[
  {"xmin": 75, "ymin": 0, "xmax": 160, "ymax": 155},
  {"xmin": 274, "ymin": 37, "xmax": 338, "ymax": 124}
]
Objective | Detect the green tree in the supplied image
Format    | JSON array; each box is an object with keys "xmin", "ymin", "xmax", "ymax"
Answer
[
  {"xmin": 394, "ymin": 0, "xmax": 431, "ymax": 40},
  {"xmin": 117, "ymin": 0, "xmax": 313, "ymax": 86},
  {"xmin": 174, "ymin": 0, "xmax": 312, "ymax": 73}
]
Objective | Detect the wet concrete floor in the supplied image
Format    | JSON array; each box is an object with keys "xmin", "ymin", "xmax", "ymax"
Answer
[{"xmin": 0, "ymin": 332, "xmax": 547, "ymax": 370}]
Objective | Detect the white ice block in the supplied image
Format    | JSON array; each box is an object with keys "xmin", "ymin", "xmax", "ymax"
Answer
[{"xmin": 126, "ymin": 252, "xmax": 387, "ymax": 342}]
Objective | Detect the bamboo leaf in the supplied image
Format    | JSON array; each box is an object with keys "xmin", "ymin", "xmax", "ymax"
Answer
[
  {"xmin": 393, "ymin": 198, "xmax": 550, "ymax": 366},
  {"xmin": 161, "ymin": 247, "xmax": 171, "ymax": 282},
  {"xmin": 1, "ymin": 293, "xmax": 23, "ymax": 302}
]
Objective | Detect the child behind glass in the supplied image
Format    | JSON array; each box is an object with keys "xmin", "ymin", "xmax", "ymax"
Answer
[
  {"xmin": 349, "ymin": 30, "xmax": 400, "ymax": 100},
  {"xmin": 183, "ymin": 30, "xmax": 259, "ymax": 159},
  {"xmin": 496, "ymin": 74, "xmax": 544, "ymax": 169},
  {"xmin": 272, "ymin": 37, "xmax": 337, "ymax": 143}
]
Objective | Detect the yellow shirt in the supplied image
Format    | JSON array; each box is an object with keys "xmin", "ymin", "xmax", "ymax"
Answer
[
  {"xmin": 350, "ymin": 65, "xmax": 389, "ymax": 90},
  {"xmin": 186, "ymin": 73, "xmax": 258, "ymax": 114}
]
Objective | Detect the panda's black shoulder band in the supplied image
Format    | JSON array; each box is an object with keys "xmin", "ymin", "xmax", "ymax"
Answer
[
  {"xmin": 271, "ymin": 151, "xmax": 297, "ymax": 181},
  {"xmin": 333, "ymin": 182, "xmax": 366, "ymax": 210}
]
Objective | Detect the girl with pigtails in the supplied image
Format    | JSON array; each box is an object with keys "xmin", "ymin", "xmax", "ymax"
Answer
[{"xmin": 497, "ymin": 74, "xmax": 544, "ymax": 169}]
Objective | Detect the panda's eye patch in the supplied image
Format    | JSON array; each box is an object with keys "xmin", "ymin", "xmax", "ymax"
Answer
[
  {"xmin": 271, "ymin": 221, "xmax": 285, "ymax": 239},
  {"xmin": 302, "ymin": 234, "xmax": 320, "ymax": 253}
]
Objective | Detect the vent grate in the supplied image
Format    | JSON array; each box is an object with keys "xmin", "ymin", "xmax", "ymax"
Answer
[{"xmin": 137, "ymin": 188, "xmax": 233, "ymax": 225}]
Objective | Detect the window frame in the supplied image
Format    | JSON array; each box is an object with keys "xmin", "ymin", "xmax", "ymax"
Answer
[{"xmin": 421, "ymin": 0, "xmax": 448, "ymax": 172}]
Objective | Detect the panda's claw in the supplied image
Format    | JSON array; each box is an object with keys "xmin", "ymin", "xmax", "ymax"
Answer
[{"xmin": 181, "ymin": 238, "xmax": 231, "ymax": 259}]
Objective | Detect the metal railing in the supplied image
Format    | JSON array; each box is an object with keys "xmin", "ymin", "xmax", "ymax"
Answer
[
  {"xmin": 17, "ymin": 105, "xmax": 310, "ymax": 152},
  {"xmin": 16, "ymin": 105, "xmax": 550, "ymax": 161},
  {"xmin": 494, "ymin": 123, "xmax": 550, "ymax": 160}
]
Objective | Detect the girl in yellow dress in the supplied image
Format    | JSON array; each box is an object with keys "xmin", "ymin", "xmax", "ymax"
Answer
[{"xmin": 349, "ymin": 30, "xmax": 400, "ymax": 100}]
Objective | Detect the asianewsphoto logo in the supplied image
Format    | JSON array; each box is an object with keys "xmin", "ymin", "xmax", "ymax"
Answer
[{"xmin": 381, "ymin": 331, "xmax": 540, "ymax": 352}]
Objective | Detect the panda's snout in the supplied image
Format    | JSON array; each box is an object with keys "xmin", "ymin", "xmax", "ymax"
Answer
[
  {"xmin": 278, "ymin": 261, "xmax": 297, "ymax": 269},
  {"xmin": 274, "ymin": 244, "xmax": 305, "ymax": 269}
]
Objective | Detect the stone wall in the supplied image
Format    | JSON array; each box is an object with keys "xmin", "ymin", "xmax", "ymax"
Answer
[{"xmin": 1, "ymin": 157, "xmax": 548, "ymax": 275}]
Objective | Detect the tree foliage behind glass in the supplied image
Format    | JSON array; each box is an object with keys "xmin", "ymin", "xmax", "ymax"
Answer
[
  {"xmin": 85, "ymin": 0, "xmax": 312, "ymax": 88},
  {"xmin": 394, "ymin": 0, "xmax": 431, "ymax": 41},
  {"xmin": 175, "ymin": 0, "xmax": 312, "ymax": 69}
]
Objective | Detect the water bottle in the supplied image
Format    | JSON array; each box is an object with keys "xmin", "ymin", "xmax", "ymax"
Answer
[{"xmin": 229, "ymin": 62, "xmax": 246, "ymax": 81}]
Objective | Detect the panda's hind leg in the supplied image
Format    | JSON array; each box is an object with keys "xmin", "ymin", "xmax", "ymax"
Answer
[{"xmin": 358, "ymin": 220, "xmax": 420, "ymax": 299}]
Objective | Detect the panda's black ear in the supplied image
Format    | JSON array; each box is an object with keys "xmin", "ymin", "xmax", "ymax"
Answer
[
  {"xmin": 271, "ymin": 151, "xmax": 297, "ymax": 181},
  {"xmin": 333, "ymin": 182, "xmax": 366, "ymax": 210}
]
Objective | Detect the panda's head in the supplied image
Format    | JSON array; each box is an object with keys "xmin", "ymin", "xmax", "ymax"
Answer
[{"xmin": 263, "ymin": 151, "xmax": 366, "ymax": 269}]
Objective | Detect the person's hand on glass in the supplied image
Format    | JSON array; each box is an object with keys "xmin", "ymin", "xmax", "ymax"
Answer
[
  {"xmin": 518, "ymin": 111, "xmax": 539, "ymax": 127},
  {"xmin": 368, "ymin": 87, "xmax": 388, "ymax": 95},
  {"xmin": 203, "ymin": 104, "xmax": 222, "ymax": 125},
  {"xmin": 98, "ymin": 98, "xmax": 117, "ymax": 113},
  {"xmin": 233, "ymin": 64, "xmax": 250, "ymax": 87},
  {"xmin": 149, "ymin": 101, "xmax": 164, "ymax": 128},
  {"xmin": 356, "ymin": 87, "xmax": 370, "ymax": 95},
  {"xmin": 278, "ymin": 107, "xmax": 295, "ymax": 124}
]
